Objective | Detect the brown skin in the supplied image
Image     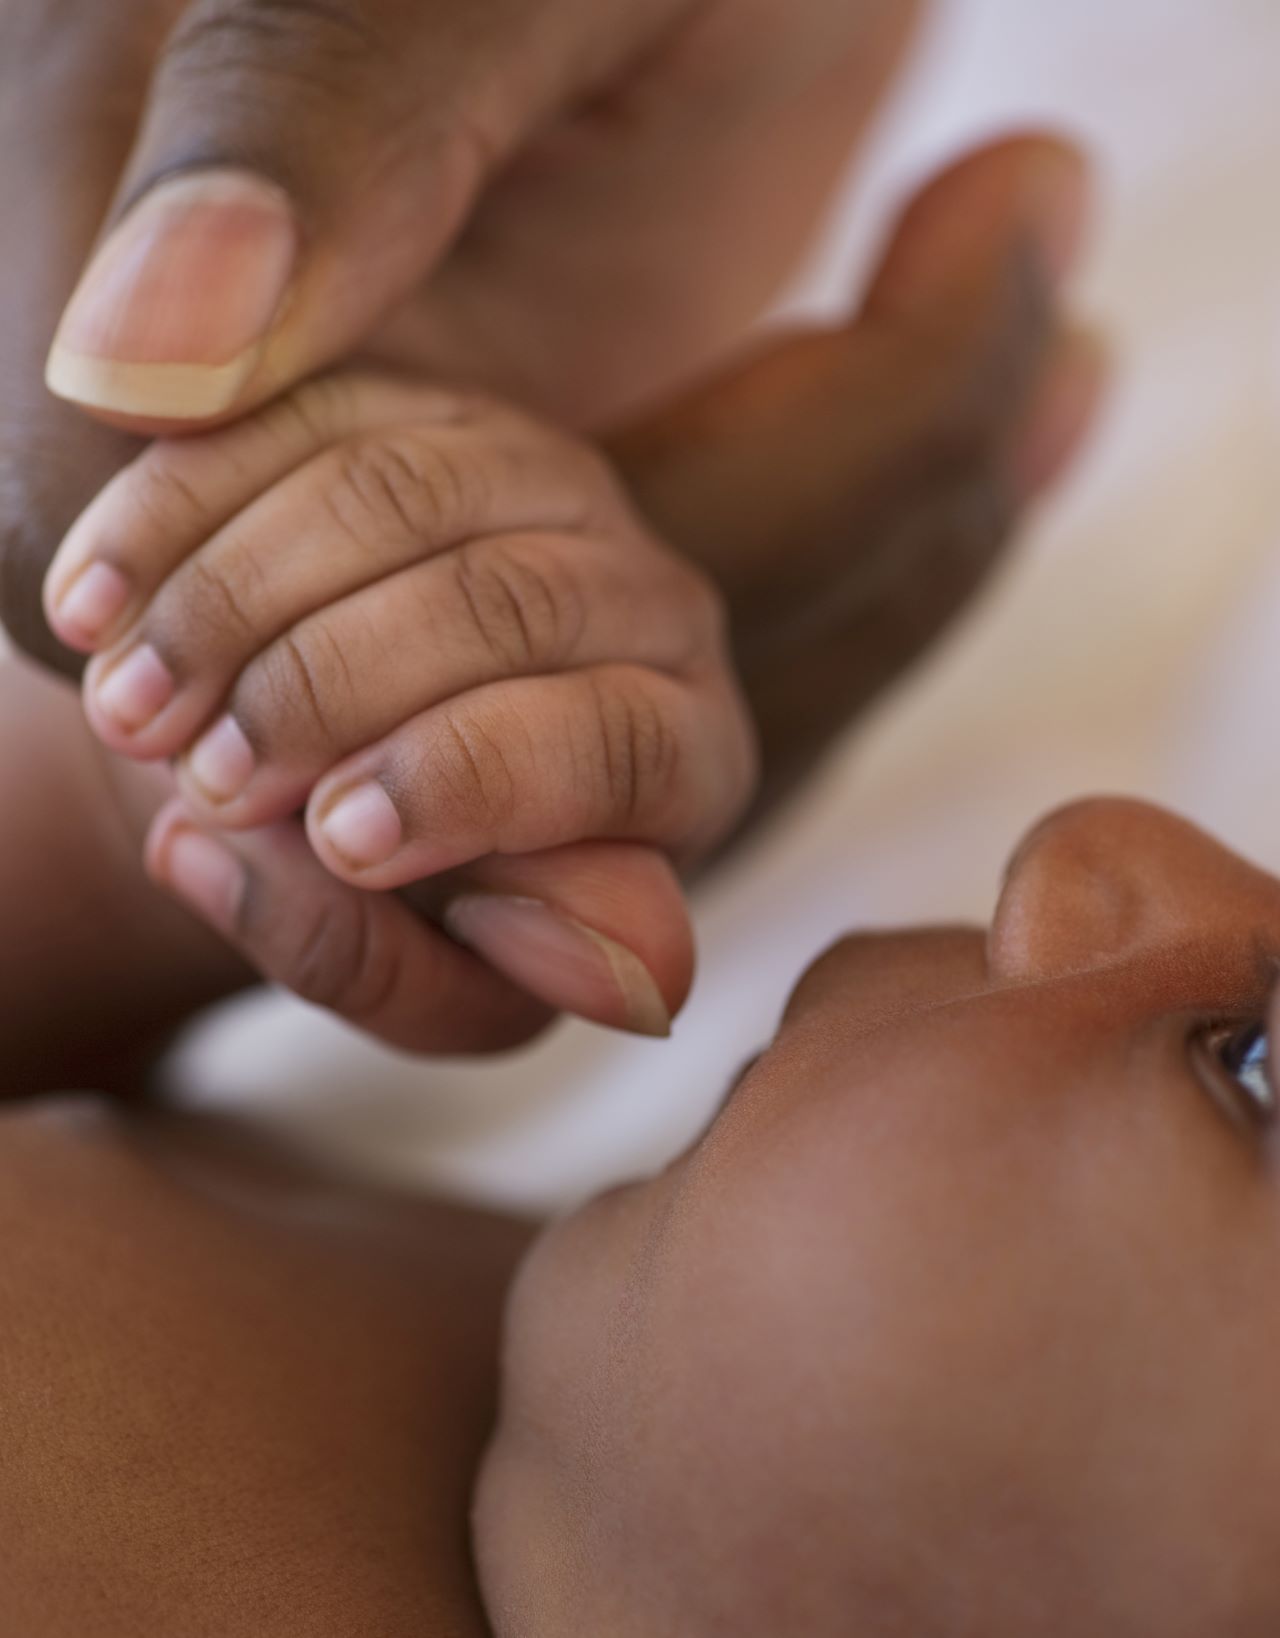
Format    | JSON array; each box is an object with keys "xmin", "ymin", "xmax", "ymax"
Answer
[
  {"xmin": 0, "ymin": 662, "xmax": 245, "ymax": 1094},
  {"xmin": 10, "ymin": 806, "xmax": 1280, "ymax": 1635},
  {"xmin": 0, "ymin": 140, "xmax": 1098, "ymax": 1636},
  {"xmin": 0, "ymin": 1101, "xmax": 532, "ymax": 1638},
  {"xmin": 3, "ymin": 135, "xmax": 1095, "ymax": 1073},
  {"xmin": 480, "ymin": 799, "xmax": 1280, "ymax": 1636},
  {"xmin": 0, "ymin": 0, "xmax": 923, "ymax": 673}
]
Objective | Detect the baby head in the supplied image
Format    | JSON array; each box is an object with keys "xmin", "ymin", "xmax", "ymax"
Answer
[{"xmin": 476, "ymin": 798, "xmax": 1280, "ymax": 1635}]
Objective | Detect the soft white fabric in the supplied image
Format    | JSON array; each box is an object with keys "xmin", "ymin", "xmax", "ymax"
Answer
[{"xmin": 170, "ymin": 0, "xmax": 1280, "ymax": 1213}]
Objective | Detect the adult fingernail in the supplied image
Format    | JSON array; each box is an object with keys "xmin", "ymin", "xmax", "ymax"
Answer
[
  {"xmin": 160, "ymin": 826, "xmax": 245, "ymax": 936},
  {"xmin": 444, "ymin": 894, "xmax": 672, "ymax": 1037},
  {"xmin": 320, "ymin": 780, "xmax": 403, "ymax": 869},
  {"xmin": 94, "ymin": 643, "xmax": 174, "ymax": 732},
  {"xmin": 187, "ymin": 714, "xmax": 255, "ymax": 803},
  {"xmin": 50, "ymin": 561, "xmax": 130, "ymax": 648},
  {"xmin": 46, "ymin": 169, "xmax": 298, "ymax": 420}
]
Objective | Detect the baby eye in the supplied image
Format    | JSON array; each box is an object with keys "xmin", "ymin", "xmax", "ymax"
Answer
[{"xmin": 1194, "ymin": 1021, "xmax": 1277, "ymax": 1131}]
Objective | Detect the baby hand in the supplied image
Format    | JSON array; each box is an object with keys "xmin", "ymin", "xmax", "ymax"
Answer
[{"xmin": 43, "ymin": 374, "xmax": 757, "ymax": 893}]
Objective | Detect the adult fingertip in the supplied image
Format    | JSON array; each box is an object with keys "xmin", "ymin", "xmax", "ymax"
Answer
[
  {"xmin": 1017, "ymin": 134, "xmax": 1092, "ymax": 288},
  {"xmin": 443, "ymin": 893, "xmax": 674, "ymax": 1038},
  {"xmin": 1010, "ymin": 324, "xmax": 1109, "ymax": 503},
  {"xmin": 46, "ymin": 169, "xmax": 299, "ymax": 423},
  {"xmin": 868, "ymin": 132, "xmax": 1093, "ymax": 319}
]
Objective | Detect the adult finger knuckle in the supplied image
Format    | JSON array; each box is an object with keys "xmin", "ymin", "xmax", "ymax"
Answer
[{"xmin": 449, "ymin": 537, "xmax": 586, "ymax": 672}]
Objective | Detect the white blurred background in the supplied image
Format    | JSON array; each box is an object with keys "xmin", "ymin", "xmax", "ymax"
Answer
[{"xmin": 172, "ymin": 0, "xmax": 1280, "ymax": 1212}]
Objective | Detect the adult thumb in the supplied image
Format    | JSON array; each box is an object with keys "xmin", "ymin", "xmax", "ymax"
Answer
[{"xmin": 43, "ymin": 0, "xmax": 643, "ymax": 432}]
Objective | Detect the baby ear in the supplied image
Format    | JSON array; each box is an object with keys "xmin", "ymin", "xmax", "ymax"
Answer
[{"xmin": 608, "ymin": 133, "xmax": 1103, "ymax": 828}]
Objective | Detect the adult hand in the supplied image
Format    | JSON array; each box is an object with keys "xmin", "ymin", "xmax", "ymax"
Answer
[{"xmin": 0, "ymin": 0, "xmax": 921, "ymax": 670}]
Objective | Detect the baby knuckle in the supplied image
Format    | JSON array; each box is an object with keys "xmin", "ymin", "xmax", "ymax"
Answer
[
  {"xmin": 262, "ymin": 371, "xmax": 358, "ymax": 452},
  {"xmin": 328, "ymin": 432, "xmax": 486, "ymax": 551},
  {"xmin": 425, "ymin": 712, "xmax": 524, "ymax": 840},
  {"xmin": 167, "ymin": 553, "xmax": 263, "ymax": 653},
  {"xmin": 246, "ymin": 624, "xmax": 350, "ymax": 747},
  {"xmin": 450, "ymin": 539, "xmax": 585, "ymax": 671},
  {"xmin": 591, "ymin": 679, "xmax": 681, "ymax": 828},
  {"xmin": 128, "ymin": 450, "xmax": 212, "ymax": 535}
]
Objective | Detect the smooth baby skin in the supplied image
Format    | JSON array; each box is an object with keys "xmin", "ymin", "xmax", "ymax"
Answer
[
  {"xmin": 0, "ymin": 1099, "xmax": 532, "ymax": 1637},
  {"xmin": 480, "ymin": 797, "xmax": 1280, "ymax": 1636}
]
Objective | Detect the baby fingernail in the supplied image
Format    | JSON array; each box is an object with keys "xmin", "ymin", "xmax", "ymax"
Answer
[
  {"xmin": 320, "ymin": 780, "xmax": 403, "ymax": 869},
  {"xmin": 160, "ymin": 826, "xmax": 245, "ymax": 936},
  {"xmin": 187, "ymin": 714, "xmax": 255, "ymax": 803},
  {"xmin": 444, "ymin": 894, "xmax": 672, "ymax": 1038},
  {"xmin": 46, "ymin": 169, "xmax": 298, "ymax": 420},
  {"xmin": 95, "ymin": 643, "xmax": 174, "ymax": 732},
  {"xmin": 52, "ymin": 561, "xmax": 130, "ymax": 647}
]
